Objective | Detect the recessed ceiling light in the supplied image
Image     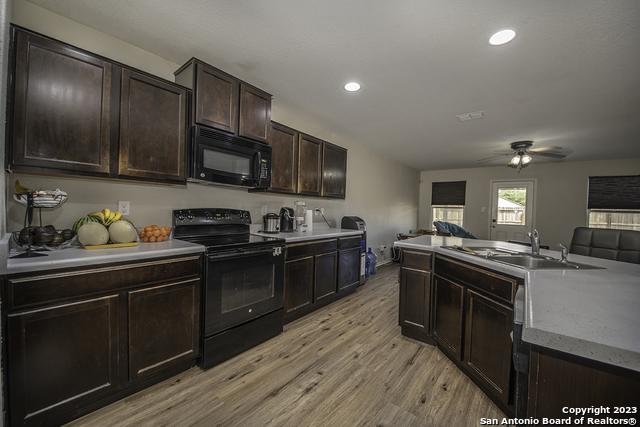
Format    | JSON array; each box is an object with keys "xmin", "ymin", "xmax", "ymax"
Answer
[
  {"xmin": 344, "ymin": 82, "xmax": 361, "ymax": 92},
  {"xmin": 489, "ymin": 29, "xmax": 516, "ymax": 46}
]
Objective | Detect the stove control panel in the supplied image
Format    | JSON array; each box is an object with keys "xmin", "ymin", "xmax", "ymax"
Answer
[{"xmin": 173, "ymin": 208, "xmax": 251, "ymax": 226}]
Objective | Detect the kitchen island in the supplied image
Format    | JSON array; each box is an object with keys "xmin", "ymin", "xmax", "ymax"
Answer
[{"xmin": 394, "ymin": 235, "xmax": 640, "ymax": 418}]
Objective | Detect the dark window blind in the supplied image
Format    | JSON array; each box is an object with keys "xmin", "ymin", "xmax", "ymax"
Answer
[
  {"xmin": 588, "ymin": 175, "xmax": 640, "ymax": 210},
  {"xmin": 432, "ymin": 181, "xmax": 466, "ymax": 206}
]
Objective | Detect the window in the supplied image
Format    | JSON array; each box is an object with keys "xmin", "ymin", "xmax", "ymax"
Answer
[
  {"xmin": 587, "ymin": 175, "xmax": 640, "ymax": 231},
  {"xmin": 431, "ymin": 181, "xmax": 466, "ymax": 227},
  {"xmin": 432, "ymin": 205, "xmax": 464, "ymax": 226},
  {"xmin": 588, "ymin": 210, "xmax": 640, "ymax": 231},
  {"xmin": 496, "ymin": 187, "xmax": 527, "ymax": 225}
]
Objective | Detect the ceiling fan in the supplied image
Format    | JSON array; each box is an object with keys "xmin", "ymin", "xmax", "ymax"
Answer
[{"xmin": 477, "ymin": 141, "xmax": 568, "ymax": 171}]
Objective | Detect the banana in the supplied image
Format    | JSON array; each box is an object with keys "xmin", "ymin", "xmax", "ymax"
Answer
[
  {"xmin": 15, "ymin": 180, "xmax": 32, "ymax": 194},
  {"xmin": 103, "ymin": 208, "xmax": 111, "ymax": 219},
  {"xmin": 112, "ymin": 211, "xmax": 122, "ymax": 222},
  {"xmin": 91, "ymin": 212, "xmax": 106, "ymax": 224}
]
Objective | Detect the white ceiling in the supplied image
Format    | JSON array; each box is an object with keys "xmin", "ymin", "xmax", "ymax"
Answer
[{"xmin": 29, "ymin": 0, "xmax": 640, "ymax": 170}]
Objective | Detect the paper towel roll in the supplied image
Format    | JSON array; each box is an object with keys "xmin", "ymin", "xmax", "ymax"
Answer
[{"xmin": 305, "ymin": 209, "xmax": 314, "ymax": 232}]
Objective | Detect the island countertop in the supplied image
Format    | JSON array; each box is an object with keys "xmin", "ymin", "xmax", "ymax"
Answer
[
  {"xmin": 4, "ymin": 237, "xmax": 205, "ymax": 275},
  {"xmin": 394, "ymin": 235, "xmax": 640, "ymax": 373}
]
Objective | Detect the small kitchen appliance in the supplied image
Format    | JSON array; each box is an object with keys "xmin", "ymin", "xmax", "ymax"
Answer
[
  {"xmin": 173, "ymin": 208, "xmax": 285, "ymax": 368},
  {"xmin": 190, "ymin": 125, "xmax": 272, "ymax": 188},
  {"xmin": 262, "ymin": 213, "xmax": 280, "ymax": 234},
  {"xmin": 279, "ymin": 207, "xmax": 295, "ymax": 232},
  {"xmin": 341, "ymin": 216, "xmax": 367, "ymax": 283}
]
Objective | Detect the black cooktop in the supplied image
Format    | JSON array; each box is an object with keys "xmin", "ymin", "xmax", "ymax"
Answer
[{"xmin": 172, "ymin": 208, "xmax": 284, "ymax": 251}]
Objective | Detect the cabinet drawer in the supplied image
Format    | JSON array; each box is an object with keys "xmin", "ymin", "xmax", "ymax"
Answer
[
  {"xmin": 7, "ymin": 256, "xmax": 201, "ymax": 311},
  {"xmin": 434, "ymin": 256, "xmax": 516, "ymax": 304},
  {"xmin": 402, "ymin": 250, "xmax": 433, "ymax": 271},
  {"xmin": 286, "ymin": 239, "xmax": 337, "ymax": 259},
  {"xmin": 338, "ymin": 236, "xmax": 361, "ymax": 249}
]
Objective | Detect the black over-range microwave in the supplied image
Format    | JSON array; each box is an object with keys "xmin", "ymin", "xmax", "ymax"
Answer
[{"xmin": 190, "ymin": 125, "xmax": 272, "ymax": 188}]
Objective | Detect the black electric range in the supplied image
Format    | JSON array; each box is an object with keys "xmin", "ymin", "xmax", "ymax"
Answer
[{"xmin": 173, "ymin": 208, "xmax": 285, "ymax": 368}]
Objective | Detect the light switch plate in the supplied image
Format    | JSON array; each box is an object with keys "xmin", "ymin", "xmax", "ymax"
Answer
[{"xmin": 118, "ymin": 201, "xmax": 130, "ymax": 216}]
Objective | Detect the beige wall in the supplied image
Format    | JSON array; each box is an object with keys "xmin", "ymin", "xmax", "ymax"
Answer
[
  {"xmin": 5, "ymin": 0, "xmax": 420, "ymax": 260},
  {"xmin": 419, "ymin": 158, "xmax": 640, "ymax": 248}
]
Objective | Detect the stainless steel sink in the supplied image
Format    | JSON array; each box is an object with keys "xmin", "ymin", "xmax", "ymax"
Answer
[
  {"xmin": 442, "ymin": 246, "xmax": 604, "ymax": 270},
  {"xmin": 489, "ymin": 255, "xmax": 604, "ymax": 270}
]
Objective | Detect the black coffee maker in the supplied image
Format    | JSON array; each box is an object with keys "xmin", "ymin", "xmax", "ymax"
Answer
[{"xmin": 279, "ymin": 207, "xmax": 295, "ymax": 232}]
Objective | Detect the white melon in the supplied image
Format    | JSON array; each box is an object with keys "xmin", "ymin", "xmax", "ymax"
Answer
[
  {"xmin": 108, "ymin": 220, "xmax": 138, "ymax": 244},
  {"xmin": 77, "ymin": 222, "xmax": 109, "ymax": 246}
]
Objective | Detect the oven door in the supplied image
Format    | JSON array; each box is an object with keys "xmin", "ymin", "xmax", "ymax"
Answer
[{"xmin": 205, "ymin": 245, "xmax": 284, "ymax": 336}]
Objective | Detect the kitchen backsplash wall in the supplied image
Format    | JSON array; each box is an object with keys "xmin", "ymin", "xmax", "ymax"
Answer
[{"xmin": 4, "ymin": 0, "xmax": 420, "ymax": 261}]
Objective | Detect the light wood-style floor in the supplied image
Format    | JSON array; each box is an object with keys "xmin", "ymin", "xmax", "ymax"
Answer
[{"xmin": 69, "ymin": 264, "xmax": 503, "ymax": 427}]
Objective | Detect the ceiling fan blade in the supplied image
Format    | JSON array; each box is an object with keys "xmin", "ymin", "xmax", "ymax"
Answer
[
  {"xmin": 476, "ymin": 153, "xmax": 511, "ymax": 163},
  {"xmin": 530, "ymin": 145, "xmax": 564, "ymax": 153},
  {"xmin": 533, "ymin": 152, "xmax": 566, "ymax": 159}
]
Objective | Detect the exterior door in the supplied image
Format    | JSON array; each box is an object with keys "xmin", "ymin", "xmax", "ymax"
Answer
[{"xmin": 490, "ymin": 180, "xmax": 535, "ymax": 242}]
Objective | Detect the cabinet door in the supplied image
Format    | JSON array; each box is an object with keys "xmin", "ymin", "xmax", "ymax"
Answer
[
  {"xmin": 7, "ymin": 295, "xmax": 121, "ymax": 427},
  {"xmin": 119, "ymin": 69, "xmax": 187, "ymax": 182},
  {"xmin": 399, "ymin": 268, "xmax": 431, "ymax": 333},
  {"xmin": 322, "ymin": 142, "xmax": 347, "ymax": 198},
  {"xmin": 297, "ymin": 134, "xmax": 323, "ymax": 195},
  {"xmin": 10, "ymin": 29, "xmax": 112, "ymax": 174},
  {"xmin": 338, "ymin": 247, "xmax": 361, "ymax": 291},
  {"xmin": 433, "ymin": 275, "xmax": 465, "ymax": 360},
  {"xmin": 195, "ymin": 62, "xmax": 239, "ymax": 133},
  {"xmin": 284, "ymin": 257, "xmax": 315, "ymax": 316},
  {"xmin": 464, "ymin": 289, "xmax": 513, "ymax": 405},
  {"xmin": 239, "ymin": 83, "xmax": 271, "ymax": 142},
  {"xmin": 269, "ymin": 122, "xmax": 298, "ymax": 193},
  {"xmin": 128, "ymin": 279, "xmax": 200, "ymax": 381},
  {"xmin": 315, "ymin": 252, "xmax": 338, "ymax": 303}
]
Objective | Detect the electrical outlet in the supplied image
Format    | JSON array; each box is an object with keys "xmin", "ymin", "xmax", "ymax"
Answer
[{"xmin": 118, "ymin": 201, "xmax": 130, "ymax": 216}]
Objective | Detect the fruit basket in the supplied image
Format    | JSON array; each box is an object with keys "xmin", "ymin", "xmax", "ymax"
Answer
[
  {"xmin": 73, "ymin": 208, "xmax": 140, "ymax": 249},
  {"xmin": 138, "ymin": 225, "xmax": 173, "ymax": 243}
]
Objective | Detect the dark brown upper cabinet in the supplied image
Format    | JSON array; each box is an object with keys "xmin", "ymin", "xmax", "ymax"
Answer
[
  {"xmin": 322, "ymin": 142, "xmax": 347, "ymax": 199},
  {"xmin": 268, "ymin": 121, "xmax": 298, "ymax": 193},
  {"xmin": 297, "ymin": 133, "xmax": 323, "ymax": 196},
  {"xmin": 118, "ymin": 69, "xmax": 188, "ymax": 183},
  {"xmin": 239, "ymin": 83, "xmax": 271, "ymax": 142},
  {"xmin": 174, "ymin": 58, "xmax": 272, "ymax": 143},
  {"xmin": 7, "ymin": 26, "xmax": 190, "ymax": 185},
  {"xmin": 9, "ymin": 27, "xmax": 113, "ymax": 175}
]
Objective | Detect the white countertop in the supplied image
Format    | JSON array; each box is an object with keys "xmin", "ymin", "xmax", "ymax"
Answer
[
  {"xmin": 394, "ymin": 235, "xmax": 640, "ymax": 372},
  {"xmin": 5, "ymin": 238, "xmax": 205, "ymax": 275},
  {"xmin": 251, "ymin": 227, "xmax": 363, "ymax": 243}
]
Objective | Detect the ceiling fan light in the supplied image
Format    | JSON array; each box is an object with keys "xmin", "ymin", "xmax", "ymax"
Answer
[
  {"xmin": 510, "ymin": 155, "xmax": 521, "ymax": 166},
  {"xmin": 521, "ymin": 154, "xmax": 532, "ymax": 164}
]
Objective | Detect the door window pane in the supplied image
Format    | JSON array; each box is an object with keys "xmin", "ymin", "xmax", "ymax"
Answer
[
  {"xmin": 588, "ymin": 210, "xmax": 640, "ymax": 231},
  {"xmin": 497, "ymin": 187, "xmax": 527, "ymax": 225},
  {"xmin": 432, "ymin": 205, "xmax": 464, "ymax": 226}
]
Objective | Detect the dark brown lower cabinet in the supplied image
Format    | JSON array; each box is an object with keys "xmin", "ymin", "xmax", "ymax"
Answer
[
  {"xmin": 284, "ymin": 256, "xmax": 315, "ymax": 319},
  {"xmin": 433, "ymin": 275, "xmax": 465, "ymax": 360},
  {"xmin": 398, "ymin": 249, "xmax": 434, "ymax": 343},
  {"xmin": 528, "ymin": 348, "xmax": 640, "ymax": 418},
  {"xmin": 338, "ymin": 247, "xmax": 361, "ymax": 292},
  {"xmin": 7, "ymin": 295, "xmax": 122, "ymax": 427},
  {"xmin": 284, "ymin": 238, "xmax": 361, "ymax": 323},
  {"xmin": 399, "ymin": 268, "xmax": 432, "ymax": 339},
  {"xmin": 128, "ymin": 278, "xmax": 200, "ymax": 381},
  {"xmin": 464, "ymin": 289, "xmax": 513, "ymax": 405},
  {"xmin": 315, "ymin": 252, "xmax": 338, "ymax": 303},
  {"xmin": 4, "ymin": 255, "xmax": 202, "ymax": 427}
]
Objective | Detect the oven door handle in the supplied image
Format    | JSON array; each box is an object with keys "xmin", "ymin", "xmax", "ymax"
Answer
[{"xmin": 207, "ymin": 246, "xmax": 282, "ymax": 260}]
